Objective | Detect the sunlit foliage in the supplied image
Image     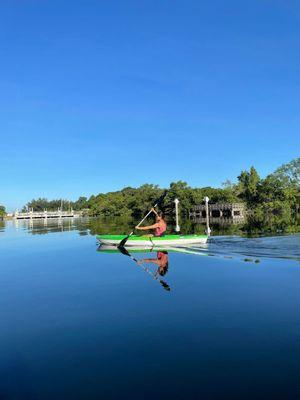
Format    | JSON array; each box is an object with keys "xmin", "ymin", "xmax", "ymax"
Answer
[{"xmin": 22, "ymin": 158, "xmax": 300, "ymax": 233}]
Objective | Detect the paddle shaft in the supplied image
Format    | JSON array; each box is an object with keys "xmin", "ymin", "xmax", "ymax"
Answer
[
  {"xmin": 128, "ymin": 203, "xmax": 158, "ymax": 236},
  {"xmin": 118, "ymin": 201, "xmax": 160, "ymax": 247},
  {"xmin": 119, "ymin": 247, "xmax": 170, "ymax": 291}
]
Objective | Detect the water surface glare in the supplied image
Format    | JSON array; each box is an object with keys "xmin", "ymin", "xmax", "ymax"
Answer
[{"xmin": 0, "ymin": 219, "xmax": 300, "ymax": 399}]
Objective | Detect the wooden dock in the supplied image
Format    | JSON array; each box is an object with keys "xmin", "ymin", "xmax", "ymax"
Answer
[{"xmin": 189, "ymin": 203, "xmax": 245, "ymax": 224}]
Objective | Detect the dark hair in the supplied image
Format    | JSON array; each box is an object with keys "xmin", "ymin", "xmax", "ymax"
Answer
[{"xmin": 157, "ymin": 211, "xmax": 166, "ymax": 221}]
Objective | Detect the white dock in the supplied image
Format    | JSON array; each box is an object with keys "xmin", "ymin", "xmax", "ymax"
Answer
[{"xmin": 14, "ymin": 210, "xmax": 81, "ymax": 219}]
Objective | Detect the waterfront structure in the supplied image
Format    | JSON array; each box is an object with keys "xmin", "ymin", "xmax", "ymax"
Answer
[
  {"xmin": 189, "ymin": 203, "xmax": 245, "ymax": 224},
  {"xmin": 14, "ymin": 209, "xmax": 80, "ymax": 220}
]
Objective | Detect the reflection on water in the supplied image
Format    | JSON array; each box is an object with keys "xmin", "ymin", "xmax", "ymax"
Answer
[
  {"xmin": 207, "ymin": 235, "xmax": 300, "ymax": 261},
  {"xmin": 117, "ymin": 246, "xmax": 171, "ymax": 291},
  {"xmin": 10, "ymin": 217, "xmax": 91, "ymax": 235},
  {"xmin": 0, "ymin": 216, "xmax": 300, "ymax": 399},
  {"xmin": 1, "ymin": 217, "xmax": 299, "ymax": 262}
]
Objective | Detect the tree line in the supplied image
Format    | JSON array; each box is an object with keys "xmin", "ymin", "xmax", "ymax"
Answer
[
  {"xmin": 22, "ymin": 158, "xmax": 300, "ymax": 233},
  {"xmin": 0, "ymin": 205, "xmax": 5, "ymax": 218}
]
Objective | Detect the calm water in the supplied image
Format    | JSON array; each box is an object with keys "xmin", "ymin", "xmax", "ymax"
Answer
[{"xmin": 0, "ymin": 218, "xmax": 300, "ymax": 399}]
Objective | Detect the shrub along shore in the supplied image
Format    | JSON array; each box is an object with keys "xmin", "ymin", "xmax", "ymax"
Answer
[{"xmin": 17, "ymin": 158, "xmax": 300, "ymax": 234}]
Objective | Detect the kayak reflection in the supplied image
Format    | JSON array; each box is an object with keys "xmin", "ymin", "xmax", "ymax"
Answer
[
  {"xmin": 97, "ymin": 245, "xmax": 171, "ymax": 291},
  {"xmin": 117, "ymin": 246, "xmax": 170, "ymax": 292},
  {"xmin": 97, "ymin": 244, "xmax": 210, "ymax": 292}
]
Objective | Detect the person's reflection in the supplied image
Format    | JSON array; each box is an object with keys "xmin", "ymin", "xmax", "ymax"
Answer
[{"xmin": 137, "ymin": 251, "xmax": 169, "ymax": 277}]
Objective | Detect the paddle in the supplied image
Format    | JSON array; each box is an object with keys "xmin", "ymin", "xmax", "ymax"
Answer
[
  {"xmin": 118, "ymin": 246, "xmax": 170, "ymax": 291},
  {"xmin": 118, "ymin": 191, "xmax": 167, "ymax": 248}
]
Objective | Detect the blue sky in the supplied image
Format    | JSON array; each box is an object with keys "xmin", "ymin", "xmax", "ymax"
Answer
[{"xmin": 1, "ymin": 0, "xmax": 299, "ymax": 210}]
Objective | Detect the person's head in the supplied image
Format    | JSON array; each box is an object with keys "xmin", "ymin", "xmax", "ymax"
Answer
[
  {"xmin": 158, "ymin": 263, "xmax": 169, "ymax": 276},
  {"xmin": 156, "ymin": 211, "xmax": 166, "ymax": 222}
]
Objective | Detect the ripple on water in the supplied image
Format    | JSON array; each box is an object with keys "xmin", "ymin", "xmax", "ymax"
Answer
[{"xmin": 204, "ymin": 234, "xmax": 300, "ymax": 261}]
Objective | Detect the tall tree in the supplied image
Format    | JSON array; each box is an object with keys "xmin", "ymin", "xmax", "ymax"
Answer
[
  {"xmin": 237, "ymin": 166, "xmax": 260, "ymax": 205},
  {"xmin": 272, "ymin": 158, "xmax": 300, "ymax": 187}
]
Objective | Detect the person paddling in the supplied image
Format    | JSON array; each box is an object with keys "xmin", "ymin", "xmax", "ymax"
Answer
[{"xmin": 135, "ymin": 208, "xmax": 167, "ymax": 237}]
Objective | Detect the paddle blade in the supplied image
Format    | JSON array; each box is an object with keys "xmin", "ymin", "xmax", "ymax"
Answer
[
  {"xmin": 118, "ymin": 235, "xmax": 130, "ymax": 248},
  {"xmin": 160, "ymin": 280, "xmax": 171, "ymax": 291},
  {"xmin": 117, "ymin": 245, "xmax": 139, "ymax": 263},
  {"xmin": 117, "ymin": 245, "xmax": 130, "ymax": 256},
  {"xmin": 154, "ymin": 190, "xmax": 168, "ymax": 208}
]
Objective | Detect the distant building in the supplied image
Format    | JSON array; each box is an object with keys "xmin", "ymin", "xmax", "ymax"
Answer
[{"xmin": 190, "ymin": 203, "xmax": 246, "ymax": 224}]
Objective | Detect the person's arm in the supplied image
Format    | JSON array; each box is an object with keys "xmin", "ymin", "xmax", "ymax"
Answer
[
  {"xmin": 135, "ymin": 223, "xmax": 159, "ymax": 230},
  {"xmin": 137, "ymin": 258, "xmax": 160, "ymax": 266}
]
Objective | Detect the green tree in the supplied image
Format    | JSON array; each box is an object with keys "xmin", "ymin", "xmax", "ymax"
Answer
[
  {"xmin": 0, "ymin": 205, "xmax": 6, "ymax": 218},
  {"xmin": 273, "ymin": 158, "xmax": 300, "ymax": 186},
  {"xmin": 20, "ymin": 158, "xmax": 300, "ymax": 233},
  {"xmin": 245, "ymin": 173, "xmax": 299, "ymax": 232},
  {"xmin": 72, "ymin": 197, "xmax": 88, "ymax": 211},
  {"xmin": 162, "ymin": 181, "xmax": 193, "ymax": 216},
  {"xmin": 237, "ymin": 166, "xmax": 260, "ymax": 205}
]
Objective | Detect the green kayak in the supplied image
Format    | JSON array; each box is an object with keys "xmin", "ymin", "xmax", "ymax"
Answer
[{"xmin": 97, "ymin": 234, "xmax": 208, "ymax": 247}]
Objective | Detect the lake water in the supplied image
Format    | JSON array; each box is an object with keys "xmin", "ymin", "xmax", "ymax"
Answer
[{"xmin": 0, "ymin": 218, "xmax": 300, "ymax": 399}]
